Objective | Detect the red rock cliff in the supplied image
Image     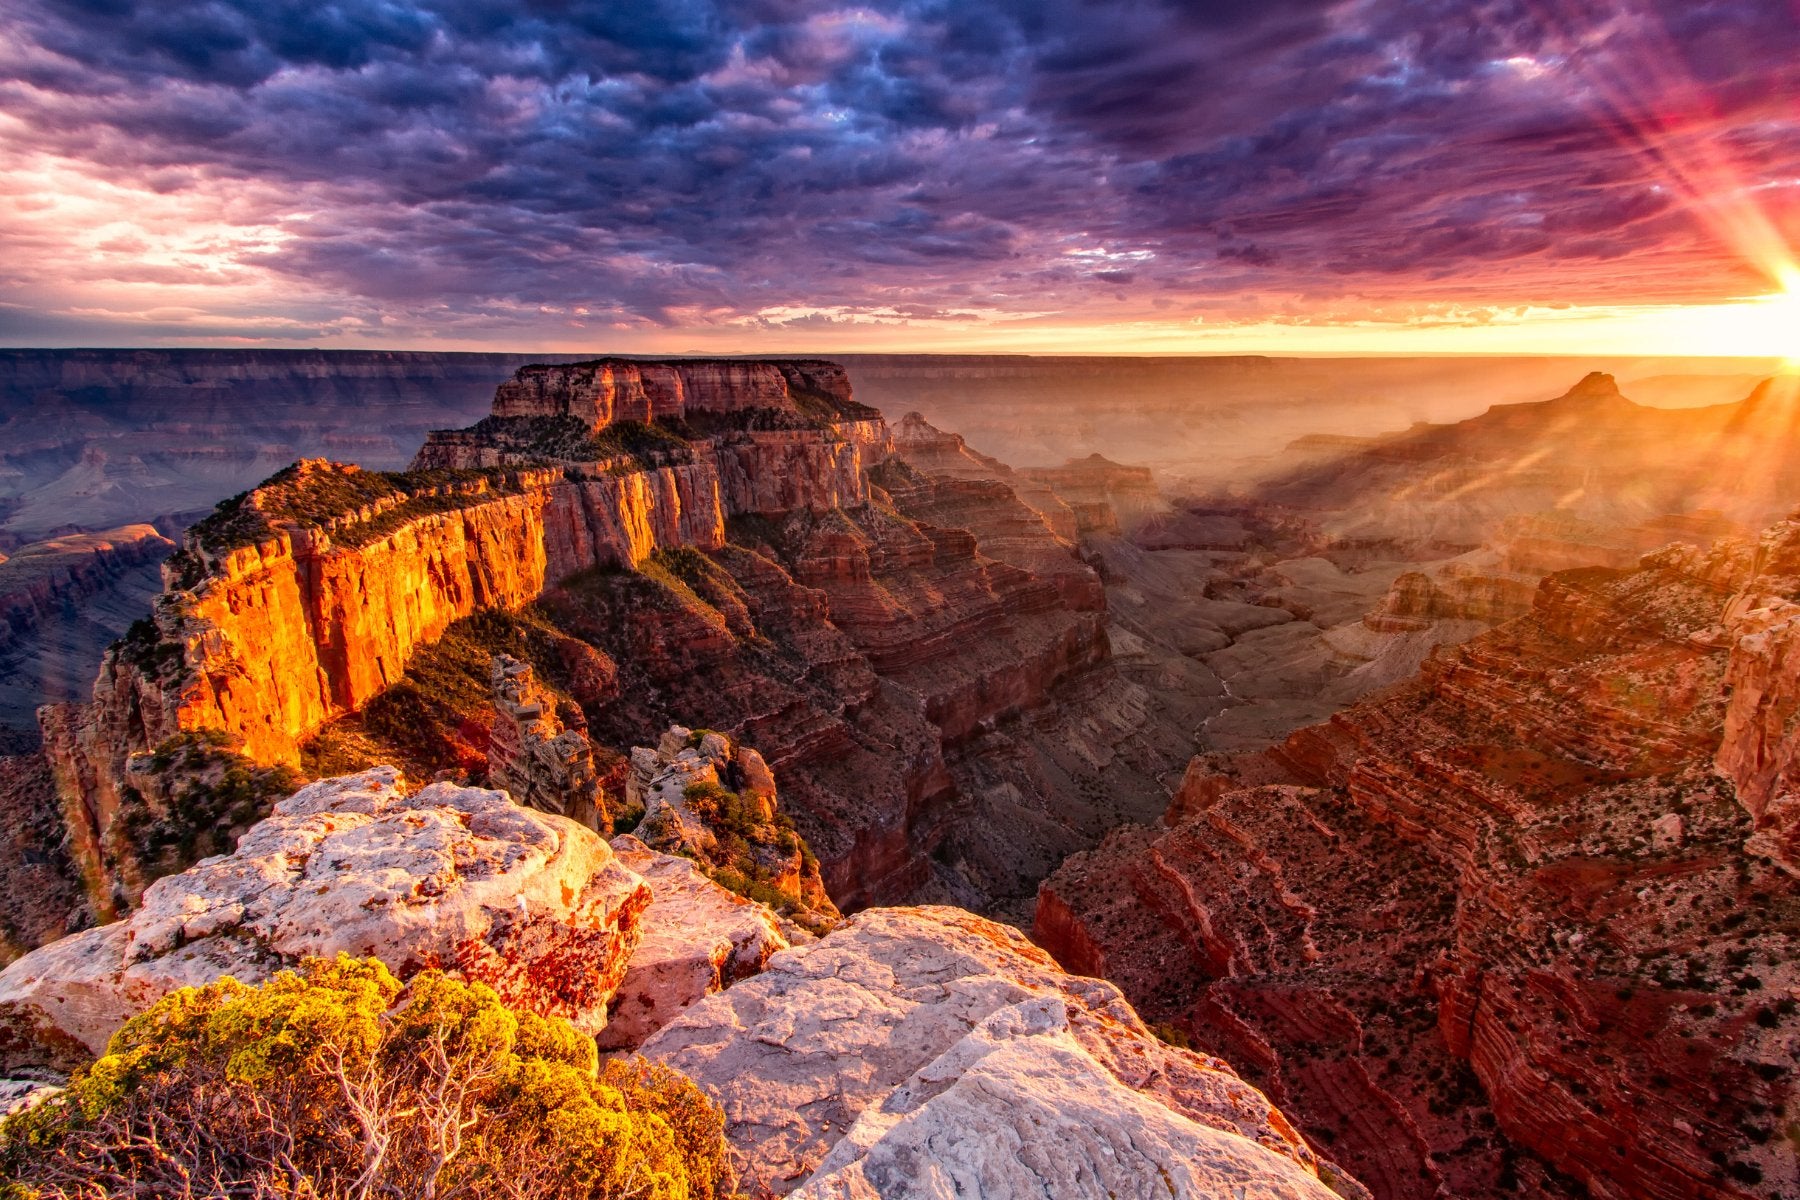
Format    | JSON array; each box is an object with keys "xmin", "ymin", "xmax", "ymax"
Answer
[
  {"xmin": 1039, "ymin": 526, "xmax": 1800, "ymax": 1200},
  {"xmin": 38, "ymin": 360, "xmax": 891, "ymax": 905},
  {"xmin": 40, "ymin": 358, "xmax": 1154, "ymax": 921}
]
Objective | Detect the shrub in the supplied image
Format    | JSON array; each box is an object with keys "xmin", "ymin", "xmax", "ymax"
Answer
[
  {"xmin": 0, "ymin": 956, "xmax": 732, "ymax": 1200},
  {"xmin": 116, "ymin": 732, "xmax": 303, "ymax": 886}
]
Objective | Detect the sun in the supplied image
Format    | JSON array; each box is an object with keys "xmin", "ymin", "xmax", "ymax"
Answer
[{"xmin": 1765, "ymin": 268, "xmax": 1800, "ymax": 371}]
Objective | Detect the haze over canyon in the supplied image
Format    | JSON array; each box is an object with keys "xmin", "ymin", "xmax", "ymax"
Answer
[{"xmin": 0, "ymin": 348, "xmax": 1791, "ymax": 1200}]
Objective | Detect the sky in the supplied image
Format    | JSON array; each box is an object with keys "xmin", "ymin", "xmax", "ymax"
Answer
[{"xmin": 0, "ymin": 0, "xmax": 1797, "ymax": 355}]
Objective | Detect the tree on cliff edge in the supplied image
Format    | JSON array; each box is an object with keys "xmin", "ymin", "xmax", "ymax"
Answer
[{"xmin": 0, "ymin": 956, "xmax": 732, "ymax": 1200}]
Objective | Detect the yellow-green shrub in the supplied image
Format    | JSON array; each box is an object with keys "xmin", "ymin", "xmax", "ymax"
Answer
[{"xmin": 0, "ymin": 955, "xmax": 732, "ymax": 1200}]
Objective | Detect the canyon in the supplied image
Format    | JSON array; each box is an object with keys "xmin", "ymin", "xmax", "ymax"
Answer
[
  {"xmin": 1038, "ymin": 523, "xmax": 1800, "ymax": 1200},
  {"xmin": 25, "ymin": 357, "xmax": 1192, "ymax": 935},
  {"xmin": 0, "ymin": 526, "xmax": 172, "ymax": 751},
  {"xmin": 0, "ymin": 349, "xmax": 584, "ymax": 542},
  {"xmin": 2, "ymin": 352, "xmax": 1797, "ymax": 1200}
]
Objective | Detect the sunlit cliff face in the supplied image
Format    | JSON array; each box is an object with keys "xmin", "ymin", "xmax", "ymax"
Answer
[{"xmin": 0, "ymin": 0, "xmax": 1795, "ymax": 353}]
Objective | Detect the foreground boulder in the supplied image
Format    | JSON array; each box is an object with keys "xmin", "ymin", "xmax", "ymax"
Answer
[
  {"xmin": 640, "ymin": 905, "xmax": 1359, "ymax": 1199},
  {"xmin": 596, "ymin": 835, "xmax": 789, "ymax": 1051},
  {"xmin": 0, "ymin": 768, "xmax": 649, "ymax": 1070}
]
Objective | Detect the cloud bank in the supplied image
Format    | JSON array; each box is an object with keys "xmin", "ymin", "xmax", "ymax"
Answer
[{"xmin": 1, "ymin": 0, "xmax": 1796, "ymax": 347}]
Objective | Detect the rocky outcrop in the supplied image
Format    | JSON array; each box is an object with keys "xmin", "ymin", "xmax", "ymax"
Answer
[
  {"xmin": 622, "ymin": 724, "xmax": 838, "ymax": 932},
  {"xmin": 488, "ymin": 653, "xmax": 603, "ymax": 828},
  {"xmin": 0, "ymin": 767, "xmax": 650, "ymax": 1071},
  {"xmin": 640, "ymin": 905, "xmax": 1356, "ymax": 1199},
  {"xmin": 597, "ymin": 834, "xmax": 789, "ymax": 1052},
  {"xmin": 1040, "ymin": 529, "xmax": 1800, "ymax": 1200},
  {"xmin": 1713, "ymin": 522, "xmax": 1800, "ymax": 871}
]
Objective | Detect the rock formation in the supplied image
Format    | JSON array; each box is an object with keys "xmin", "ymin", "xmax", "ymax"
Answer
[
  {"xmin": 32, "ymin": 359, "xmax": 885, "ymax": 904},
  {"xmin": 37, "ymin": 357, "xmax": 1194, "ymax": 918},
  {"xmin": 1021, "ymin": 453, "xmax": 1169, "ymax": 534},
  {"xmin": 1039, "ymin": 526, "xmax": 1800, "ymax": 1200},
  {"xmin": 1715, "ymin": 521, "xmax": 1800, "ymax": 872},
  {"xmin": 598, "ymin": 834, "xmax": 789, "ymax": 1052},
  {"xmin": 640, "ymin": 905, "xmax": 1360, "ymax": 1199},
  {"xmin": 890, "ymin": 411, "xmax": 1080, "ymax": 541},
  {"xmin": 0, "ymin": 767, "xmax": 650, "ymax": 1071},
  {"xmin": 622, "ymin": 724, "xmax": 838, "ymax": 934},
  {"xmin": 0, "ymin": 759, "xmax": 1372, "ymax": 1199},
  {"xmin": 488, "ymin": 653, "xmax": 603, "ymax": 827}
]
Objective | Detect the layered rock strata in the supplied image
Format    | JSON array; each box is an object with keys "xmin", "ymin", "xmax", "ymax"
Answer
[
  {"xmin": 37, "ymin": 359, "xmax": 891, "ymax": 904},
  {"xmin": 1021, "ymin": 453, "xmax": 1169, "ymax": 534},
  {"xmin": 0, "ymin": 767, "xmax": 650, "ymax": 1071},
  {"xmin": 1039, "ymin": 528, "xmax": 1800, "ymax": 1200},
  {"xmin": 488, "ymin": 653, "xmax": 603, "ymax": 827},
  {"xmin": 37, "ymin": 355, "xmax": 1197, "ymax": 920},
  {"xmin": 890, "ymin": 412, "xmax": 1080, "ymax": 541},
  {"xmin": 0, "ymin": 526, "xmax": 173, "ymax": 654},
  {"xmin": 1715, "ymin": 522, "xmax": 1800, "ymax": 872},
  {"xmin": 641, "ymin": 905, "xmax": 1360, "ymax": 1199}
]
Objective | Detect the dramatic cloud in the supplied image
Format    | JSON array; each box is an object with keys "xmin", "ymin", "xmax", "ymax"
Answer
[{"xmin": 0, "ymin": 0, "xmax": 1796, "ymax": 348}]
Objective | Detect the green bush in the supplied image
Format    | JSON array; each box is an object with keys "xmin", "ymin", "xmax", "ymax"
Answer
[
  {"xmin": 0, "ymin": 956, "xmax": 732, "ymax": 1200},
  {"xmin": 117, "ymin": 732, "xmax": 302, "ymax": 886}
]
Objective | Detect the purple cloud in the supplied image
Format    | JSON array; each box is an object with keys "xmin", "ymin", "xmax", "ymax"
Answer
[{"xmin": 0, "ymin": 0, "xmax": 1794, "ymax": 345}]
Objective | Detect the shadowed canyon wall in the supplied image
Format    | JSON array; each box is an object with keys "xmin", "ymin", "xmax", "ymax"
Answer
[{"xmin": 1039, "ymin": 525, "xmax": 1800, "ymax": 1200}]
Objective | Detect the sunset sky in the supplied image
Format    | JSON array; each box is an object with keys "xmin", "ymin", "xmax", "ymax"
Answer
[{"xmin": 1, "ymin": 0, "xmax": 1796, "ymax": 356}]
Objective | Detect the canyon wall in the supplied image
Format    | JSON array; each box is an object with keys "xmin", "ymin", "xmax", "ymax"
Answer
[
  {"xmin": 46, "ymin": 462, "xmax": 727, "ymax": 776},
  {"xmin": 0, "ymin": 526, "xmax": 174, "ymax": 743},
  {"xmin": 36, "ymin": 358, "xmax": 1166, "ymax": 920},
  {"xmin": 0, "ymin": 528, "xmax": 173, "ymax": 654},
  {"xmin": 34, "ymin": 360, "xmax": 890, "ymax": 906},
  {"xmin": 1039, "ymin": 527, "xmax": 1800, "ymax": 1200},
  {"xmin": 1714, "ymin": 522, "xmax": 1800, "ymax": 872}
]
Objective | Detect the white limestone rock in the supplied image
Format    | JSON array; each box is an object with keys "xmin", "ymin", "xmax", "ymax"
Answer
[
  {"xmin": 595, "ymin": 835, "xmax": 789, "ymax": 1051},
  {"xmin": 0, "ymin": 1077, "xmax": 61, "ymax": 1119},
  {"xmin": 640, "ymin": 905, "xmax": 1344, "ymax": 1198},
  {"xmin": 0, "ymin": 767, "xmax": 650, "ymax": 1069}
]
